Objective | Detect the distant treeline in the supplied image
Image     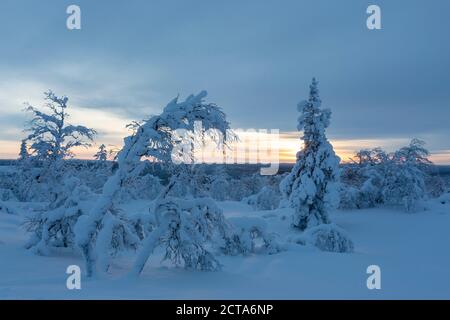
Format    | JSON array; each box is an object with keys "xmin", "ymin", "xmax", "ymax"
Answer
[{"xmin": 1, "ymin": 159, "xmax": 450, "ymax": 176}]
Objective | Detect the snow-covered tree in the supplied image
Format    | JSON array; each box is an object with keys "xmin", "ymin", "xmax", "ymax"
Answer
[
  {"xmin": 24, "ymin": 91, "xmax": 96, "ymax": 161},
  {"xmin": 74, "ymin": 91, "xmax": 235, "ymax": 276},
  {"xmin": 94, "ymin": 144, "xmax": 108, "ymax": 162},
  {"xmin": 384, "ymin": 139, "xmax": 429, "ymax": 211},
  {"xmin": 340, "ymin": 139, "xmax": 433, "ymax": 211},
  {"xmin": 280, "ymin": 78, "xmax": 341, "ymax": 231},
  {"xmin": 18, "ymin": 140, "xmax": 29, "ymax": 161},
  {"xmin": 19, "ymin": 91, "xmax": 96, "ymax": 202}
]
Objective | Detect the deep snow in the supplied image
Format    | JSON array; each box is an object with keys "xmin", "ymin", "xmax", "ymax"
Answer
[{"xmin": 0, "ymin": 199, "xmax": 449, "ymax": 299}]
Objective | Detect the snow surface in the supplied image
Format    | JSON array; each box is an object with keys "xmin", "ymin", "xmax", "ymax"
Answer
[{"xmin": 1, "ymin": 199, "xmax": 450, "ymax": 299}]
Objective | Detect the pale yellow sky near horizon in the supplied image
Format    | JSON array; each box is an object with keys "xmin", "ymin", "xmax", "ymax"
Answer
[
  {"xmin": 0, "ymin": 94, "xmax": 448, "ymax": 164},
  {"xmin": 1, "ymin": 130, "xmax": 449, "ymax": 165}
]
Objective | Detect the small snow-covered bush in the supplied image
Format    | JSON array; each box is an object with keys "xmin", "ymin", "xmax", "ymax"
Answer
[
  {"xmin": 131, "ymin": 197, "xmax": 283, "ymax": 275},
  {"xmin": 303, "ymin": 224, "xmax": 354, "ymax": 253},
  {"xmin": 13, "ymin": 163, "xmax": 53, "ymax": 202},
  {"xmin": 0, "ymin": 188, "xmax": 17, "ymax": 201},
  {"xmin": 224, "ymin": 216, "xmax": 282, "ymax": 255},
  {"xmin": 132, "ymin": 197, "xmax": 229, "ymax": 274},
  {"xmin": 129, "ymin": 212, "xmax": 158, "ymax": 241},
  {"xmin": 117, "ymin": 173, "xmax": 163, "ymax": 202},
  {"xmin": 425, "ymin": 175, "xmax": 446, "ymax": 198},
  {"xmin": 243, "ymin": 186, "xmax": 281, "ymax": 211},
  {"xmin": 338, "ymin": 184, "xmax": 360, "ymax": 210},
  {"xmin": 209, "ymin": 178, "xmax": 230, "ymax": 201},
  {"xmin": 437, "ymin": 192, "xmax": 450, "ymax": 205},
  {"xmin": 340, "ymin": 139, "xmax": 436, "ymax": 212},
  {"xmin": 24, "ymin": 177, "xmax": 95, "ymax": 254}
]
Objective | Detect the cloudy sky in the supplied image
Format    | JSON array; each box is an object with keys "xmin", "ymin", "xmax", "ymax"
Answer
[{"xmin": 0, "ymin": 0, "xmax": 449, "ymax": 163}]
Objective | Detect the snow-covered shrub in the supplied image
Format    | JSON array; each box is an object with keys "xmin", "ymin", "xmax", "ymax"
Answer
[
  {"xmin": 92, "ymin": 210, "xmax": 141, "ymax": 273},
  {"xmin": 161, "ymin": 165, "xmax": 212, "ymax": 200},
  {"xmin": 117, "ymin": 173, "xmax": 163, "ymax": 202},
  {"xmin": 303, "ymin": 224, "xmax": 354, "ymax": 253},
  {"xmin": 24, "ymin": 177, "xmax": 95, "ymax": 254},
  {"xmin": 224, "ymin": 217, "xmax": 282, "ymax": 255},
  {"xmin": 12, "ymin": 160, "xmax": 51, "ymax": 202},
  {"xmin": 67, "ymin": 160, "xmax": 113, "ymax": 194},
  {"xmin": 437, "ymin": 192, "xmax": 450, "ymax": 205},
  {"xmin": 131, "ymin": 197, "xmax": 229, "ymax": 274},
  {"xmin": 243, "ymin": 186, "xmax": 281, "ymax": 211},
  {"xmin": 381, "ymin": 163, "xmax": 426, "ymax": 212},
  {"xmin": 340, "ymin": 140, "xmax": 434, "ymax": 212},
  {"xmin": 425, "ymin": 174, "xmax": 446, "ymax": 198},
  {"xmin": 338, "ymin": 184, "xmax": 360, "ymax": 210},
  {"xmin": 226, "ymin": 174, "xmax": 265, "ymax": 201},
  {"xmin": 131, "ymin": 197, "xmax": 282, "ymax": 275},
  {"xmin": 0, "ymin": 188, "xmax": 17, "ymax": 201},
  {"xmin": 129, "ymin": 211, "xmax": 158, "ymax": 241},
  {"xmin": 280, "ymin": 78, "xmax": 341, "ymax": 230},
  {"xmin": 209, "ymin": 177, "xmax": 230, "ymax": 201}
]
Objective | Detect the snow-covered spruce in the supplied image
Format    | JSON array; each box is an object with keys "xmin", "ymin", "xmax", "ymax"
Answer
[
  {"xmin": 94, "ymin": 144, "xmax": 109, "ymax": 162},
  {"xmin": 280, "ymin": 78, "xmax": 341, "ymax": 231},
  {"xmin": 74, "ymin": 91, "xmax": 235, "ymax": 276},
  {"xmin": 18, "ymin": 139, "xmax": 29, "ymax": 161}
]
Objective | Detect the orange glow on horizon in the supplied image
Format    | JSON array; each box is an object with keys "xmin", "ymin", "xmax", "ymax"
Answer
[{"xmin": 2, "ymin": 131, "xmax": 449, "ymax": 165}]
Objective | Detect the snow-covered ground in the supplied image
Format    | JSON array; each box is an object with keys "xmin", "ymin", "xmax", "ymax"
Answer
[{"xmin": 1, "ymin": 199, "xmax": 449, "ymax": 300}]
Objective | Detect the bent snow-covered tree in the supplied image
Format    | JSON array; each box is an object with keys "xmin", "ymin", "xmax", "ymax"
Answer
[
  {"xmin": 280, "ymin": 78, "xmax": 341, "ymax": 231},
  {"xmin": 74, "ymin": 91, "xmax": 234, "ymax": 276}
]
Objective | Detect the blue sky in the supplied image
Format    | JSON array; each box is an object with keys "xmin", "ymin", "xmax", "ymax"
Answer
[{"xmin": 0, "ymin": 0, "xmax": 449, "ymax": 162}]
